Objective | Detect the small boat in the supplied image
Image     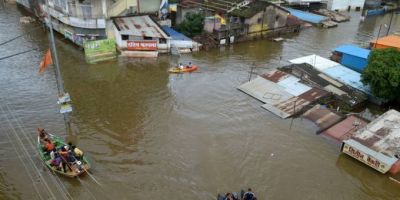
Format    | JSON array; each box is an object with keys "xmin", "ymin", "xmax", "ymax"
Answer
[
  {"xmin": 168, "ymin": 65, "xmax": 198, "ymax": 73},
  {"xmin": 37, "ymin": 133, "xmax": 91, "ymax": 178}
]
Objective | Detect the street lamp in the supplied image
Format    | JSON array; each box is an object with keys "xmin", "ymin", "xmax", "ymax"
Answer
[{"xmin": 374, "ymin": 24, "xmax": 388, "ymax": 48}]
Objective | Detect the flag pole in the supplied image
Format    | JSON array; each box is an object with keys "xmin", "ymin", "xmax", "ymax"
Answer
[{"xmin": 45, "ymin": 0, "xmax": 72, "ymax": 135}]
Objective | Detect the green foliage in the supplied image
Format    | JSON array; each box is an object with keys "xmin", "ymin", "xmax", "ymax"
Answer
[
  {"xmin": 176, "ymin": 12, "xmax": 204, "ymax": 37},
  {"xmin": 361, "ymin": 48, "xmax": 400, "ymax": 100}
]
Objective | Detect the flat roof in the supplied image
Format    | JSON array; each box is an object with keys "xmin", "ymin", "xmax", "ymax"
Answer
[
  {"xmin": 334, "ymin": 44, "xmax": 371, "ymax": 59},
  {"xmin": 350, "ymin": 109, "xmax": 400, "ymax": 159},
  {"xmin": 289, "ymin": 54, "xmax": 340, "ymax": 71},
  {"xmin": 371, "ymin": 35, "xmax": 400, "ymax": 49},
  {"xmin": 113, "ymin": 15, "xmax": 169, "ymax": 38}
]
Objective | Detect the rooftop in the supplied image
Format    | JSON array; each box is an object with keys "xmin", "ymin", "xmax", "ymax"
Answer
[
  {"xmin": 350, "ymin": 109, "xmax": 400, "ymax": 159},
  {"xmin": 289, "ymin": 55, "xmax": 372, "ymax": 96},
  {"xmin": 321, "ymin": 115, "xmax": 368, "ymax": 143},
  {"xmin": 285, "ymin": 8, "xmax": 327, "ymax": 24},
  {"xmin": 334, "ymin": 44, "xmax": 371, "ymax": 59},
  {"xmin": 371, "ymin": 35, "xmax": 400, "ymax": 49},
  {"xmin": 230, "ymin": 1, "xmax": 289, "ymax": 18},
  {"xmin": 113, "ymin": 15, "xmax": 169, "ymax": 38},
  {"xmin": 161, "ymin": 26, "xmax": 192, "ymax": 41}
]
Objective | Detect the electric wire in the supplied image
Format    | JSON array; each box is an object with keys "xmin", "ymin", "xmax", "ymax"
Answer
[
  {"xmin": 0, "ymin": 109, "xmax": 44, "ymax": 200},
  {"xmin": 3, "ymin": 102, "xmax": 73, "ymax": 200},
  {"xmin": 0, "ymin": 104, "xmax": 59, "ymax": 200}
]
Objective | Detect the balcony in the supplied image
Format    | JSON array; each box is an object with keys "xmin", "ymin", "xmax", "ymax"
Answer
[{"xmin": 45, "ymin": 3, "xmax": 106, "ymax": 29}]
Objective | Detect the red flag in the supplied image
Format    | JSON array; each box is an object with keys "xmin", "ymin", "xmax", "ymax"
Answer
[{"xmin": 39, "ymin": 49, "xmax": 52, "ymax": 73}]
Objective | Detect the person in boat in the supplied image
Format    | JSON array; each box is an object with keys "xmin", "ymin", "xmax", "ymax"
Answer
[
  {"xmin": 242, "ymin": 188, "xmax": 256, "ymax": 200},
  {"xmin": 179, "ymin": 63, "xmax": 184, "ymax": 70},
  {"xmin": 59, "ymin": 146, "xmax": 72, "ymax": 172},
  {"xmin": 186, "ymin": 62, "xmax": 192, "ymax": 68},
  {"xmin": 71, "ymin": 145, "xmax": 83, "ymax": 160},
  {"xmin": 42, "ymin": 138, "xmax": 55, "ymax": 154},
  {"xmin": 225, "ymin": 192, "xmax": 236, "ymax": 200},
  {"xmin": 37, "ymin": 127, "xmax": 49, "ymax": 143},
  {"xmin": 50, "ymin": 152, "xmax": 63, "ymax": 171}
]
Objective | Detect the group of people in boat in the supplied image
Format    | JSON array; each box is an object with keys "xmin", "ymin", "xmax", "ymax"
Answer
[
  {"xmin": 178, "ymin": 62, "xmax": 193, "ymax": 70},
  {"xmin": 38, "ymin": 128, "xmax": 84, "ymax": 173},
  {"xmin": 217, "ymin": 188, "xmax": 257, "ymax": 200}
]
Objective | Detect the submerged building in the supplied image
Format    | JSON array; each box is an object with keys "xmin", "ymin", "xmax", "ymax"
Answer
[{"xmin": 342, "ymin": 109, "xmax": 400, "ymax": 174}]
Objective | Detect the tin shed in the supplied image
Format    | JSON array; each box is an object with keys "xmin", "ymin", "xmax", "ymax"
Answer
[{"xmin": 332, "ymin": 44, "xmax": 370, "ymax": 73}]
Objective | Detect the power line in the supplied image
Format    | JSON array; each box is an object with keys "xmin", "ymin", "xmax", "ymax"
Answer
[
  {"xmin": 0, "ymin": 48, "xmax": 37, "ymax": 61},
  {"xmin": 0, "ymin": 25, "xmax": 44, "ymax": 46}
]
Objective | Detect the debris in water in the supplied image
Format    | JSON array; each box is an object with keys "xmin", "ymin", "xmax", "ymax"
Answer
[{"xmin": 20, "ymin": 16, "xmax": 35, "ymax": 24}]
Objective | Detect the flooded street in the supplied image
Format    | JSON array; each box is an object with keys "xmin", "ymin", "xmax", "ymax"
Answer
[{"xmin": 1, "ymin": 3, "xmax": 400, "ymax": 200}]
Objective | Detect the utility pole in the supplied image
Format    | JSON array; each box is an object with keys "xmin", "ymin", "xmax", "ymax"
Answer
[
  {"xmin": 387, "ymin": 11, "xmax": 394, "ymax": 36},
  {"xmin": 46, "ymin": 0, "xmax": 72, "ymax": 135}
]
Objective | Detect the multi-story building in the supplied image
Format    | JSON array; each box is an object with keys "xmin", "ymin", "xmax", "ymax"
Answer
[{"xmin": 16, "ymin": 0, "xmax": 162, "ymax": 46}]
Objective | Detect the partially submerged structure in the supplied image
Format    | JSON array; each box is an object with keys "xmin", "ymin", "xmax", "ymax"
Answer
[
  {"xmin": 289, "ymin": 55, "xmax": 374, "ymax": 101},
  {"xmin": 162, "ymin": 26, "xmax": 201, "ymax": 53},
  {"xmin": 342, "ymin": 110, "xmax": 400, "ymax": 174},
  {"xmin": 280, "ymin": 63, "xmax": 368, "ymax": 108},
  {"xmin": 327, "ymin": 0, "xmax": 365, "ymax": 11},
  {"xmin": 322, "ymin": 115, "xmax": 368, "ymax": 143},
  {"xmin": 200, "ymin": 0, "xmax": 301, "ymax": 45},
  {"xmin": 302, "ymin": 105, "xmax": 343, "ymax": 133},
  {"xmin": 331, "ymin": 44, "xmax": 370, "ymax": 73},
  {"xmin": 238, "ymin": 70, "xmax": 328, "ymax": 118},
  {"xmin": 370, "ymin": 35, "xmax": 400, "ymax": 50},
  {"xmin": 112, "ymin": 15, "xmax": 170, "ymax": 57}
]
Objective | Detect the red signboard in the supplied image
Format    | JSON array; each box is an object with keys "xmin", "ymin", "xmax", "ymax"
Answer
[{"xmin": 127, "ymin": 40, "xmax": 157, "ymax": 51}]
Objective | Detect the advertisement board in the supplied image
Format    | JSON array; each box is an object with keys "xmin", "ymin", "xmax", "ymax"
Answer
[
  {"xmin": 84, "ymin": 39, "xmax": 117, "ymax": 64},
  {"xmin": 127, "ymin": 40, "xmax": 157, "ymax": 51},
  {"xmin": 342, "ymin": 142, "xmax": 392, "ymax": 173}
]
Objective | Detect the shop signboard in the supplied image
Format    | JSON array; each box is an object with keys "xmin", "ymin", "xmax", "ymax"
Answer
[
  {"xmin": 127, "ymin": 40, "xmax": 157, "ymax": 51},
  {"xmin": 84, "ymin": 39, "xmax": 116, "ymax": 63}
]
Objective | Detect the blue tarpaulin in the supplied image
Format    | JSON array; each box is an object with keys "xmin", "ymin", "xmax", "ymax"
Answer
[
  {"xmin": 161, "ymin": 26, "xmax": 192, "ymax": 41},
  {"xmin": 334, "ymin": 44, "xmax": 370, "ymax": 59},
  {"xmin": 285, "ymin": 8, "xmax": 327, "ymax": 24}
]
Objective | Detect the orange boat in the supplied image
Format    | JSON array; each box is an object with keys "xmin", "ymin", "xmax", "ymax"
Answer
[{"xmin": 168, "ymin": 65, "xmax": 198, "ymax": 73}]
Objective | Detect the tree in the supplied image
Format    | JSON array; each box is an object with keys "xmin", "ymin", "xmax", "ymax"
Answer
[
  {"xmin": 361, "ymin": 48, "xmax": 400, "ymax": 100},
  {"xmin": 176, "ymin": 12, "xmax": 204, "ymax": 37}
]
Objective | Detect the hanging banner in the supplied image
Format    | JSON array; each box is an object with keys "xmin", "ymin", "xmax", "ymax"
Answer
[
  {"xmin": 127, "ymin": 40, "xmax": 158, "ymax": 51},
  {"xmin": 84, "ymin": 39, "xmax": 117, "ymax": 64}
]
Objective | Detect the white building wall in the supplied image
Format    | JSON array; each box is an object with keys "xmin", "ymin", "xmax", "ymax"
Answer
[{"xmin": 328, "ymin": 0, "xmax": 365, "ymax": 11}]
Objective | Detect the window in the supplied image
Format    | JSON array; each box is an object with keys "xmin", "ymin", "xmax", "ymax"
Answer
[
  {"xmin": 276, "ymin": 15, "xmax": 280, "ymax": 21},
  {"xmin": 257, "ymin": 18, "xmax": 262, "ymax": 23},
  {"xmin": 121, "ymin": 35, "xmax": 129, "ymax": 40},
  {"xmin": 159, "ymin": 38, "xmax": 167, "ymax": 44},
  {"xmin": 144, "ymin": 36, "xmax": 153, "ymax": 40}
]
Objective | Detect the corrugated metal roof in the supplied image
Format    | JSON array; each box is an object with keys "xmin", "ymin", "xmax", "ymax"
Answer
[
  {"xmin": 289, "ymin": 55, "xmax": 373, "ymax": 96},
  {"xmin": 350, "ymin": 109, "xmax": 400, "ymax": 158},
  {"xmin": 237, "ymin": 76, "xmax": 293, "ymax": 105},
  {"xmin": 161, "ymin": 26, "xmax": 192, "ymax": 41},
  {"xmin": 285, "ymin": 8, "xmax": 327, "ymax": 24},
  {"xmin": 303, "ymin": 105, "xmax": 343, "ymax": 132},
  {"xmin": 371, "ymin": 35, "xmax": 400, "ymax": 49},
  {"xmin": 239, "ymin": 72, "xmax": 328, "ymax": 119},
  {"xmin": 322, "ymin": 66, "xmax": 371, "ymax": 95},
  {"xmin": 322, "ymin": 115, "xmax": 368, "ymax": 142},
  {"xmin": 113, "ymin": 15, "xmax": 169, "ymax": 38},
  {"xmin": 334, "ymin": 44, "xmax": 371, "ymax": 59}
]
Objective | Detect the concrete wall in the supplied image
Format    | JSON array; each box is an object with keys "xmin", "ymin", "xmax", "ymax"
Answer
[
  {"xmin": 138, "ymin": 0, "xmax": 161, "ymax": 13},
  {"xmin": 328, "ymin": 0, "xmax": 365, "ymax": 11},
  {"xmin": 244, "ymin": 5, "xmax": 288, "ymax": 34}
]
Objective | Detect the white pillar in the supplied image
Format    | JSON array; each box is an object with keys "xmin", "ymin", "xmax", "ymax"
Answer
[{"xmin": 102, "ymin": 0, "xmax": 107, "ymax": 18}]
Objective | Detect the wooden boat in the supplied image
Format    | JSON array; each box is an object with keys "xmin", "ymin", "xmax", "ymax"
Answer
[
  {"xmin": 37, "ymin": 133, "xmax": 90, "ymax": 178},
  {"xmin": 168, "ymin": 65, "xmax": 198, "ymax": 73}
]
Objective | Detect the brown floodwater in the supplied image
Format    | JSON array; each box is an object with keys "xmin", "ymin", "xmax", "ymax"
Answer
[{"xmin": 1, "ymin": 2, "xmax": 400, "ymax": 200}]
